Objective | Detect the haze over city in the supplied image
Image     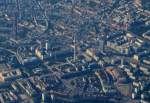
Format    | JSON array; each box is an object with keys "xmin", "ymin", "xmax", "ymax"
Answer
[{"xmin": 0, "ymin": 0, "xmax": 150, "ymax": 103}]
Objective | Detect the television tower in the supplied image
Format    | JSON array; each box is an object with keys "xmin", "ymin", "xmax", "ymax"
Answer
[
  {"xmin": 73, "ymin": 33, "xmax": 76, "ymax": 62},
  {"xmin": 13, "ymin": 0, "xmax": 20, "ymax": 40}
]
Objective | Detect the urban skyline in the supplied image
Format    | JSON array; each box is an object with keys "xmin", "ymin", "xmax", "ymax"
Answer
[{"xmin": 0, "ymin": 0, "xmax": 150, "ymax": 103}]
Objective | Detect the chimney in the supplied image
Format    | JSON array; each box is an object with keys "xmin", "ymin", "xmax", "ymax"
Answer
[{"xmin": 45, "ymin": 40, "xmax": 48, "ymax": 51}]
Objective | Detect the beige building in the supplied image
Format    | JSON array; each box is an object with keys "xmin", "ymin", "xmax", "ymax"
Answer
[{"xmin": 134, "ymin": 0, "xmax": 142, "ymax": 8}]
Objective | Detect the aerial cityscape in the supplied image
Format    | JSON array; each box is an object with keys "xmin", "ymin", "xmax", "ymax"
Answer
[{"xmin": 0, "ymin": 0, "xmax": 150, "ymax": 103}]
